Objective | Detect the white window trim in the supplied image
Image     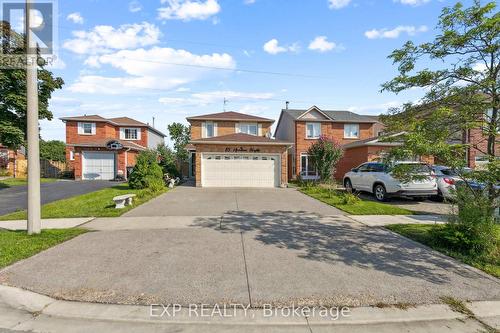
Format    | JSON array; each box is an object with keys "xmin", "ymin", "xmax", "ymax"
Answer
[
  {"xmin": 238, "ymin": 122, "xmax": 259, "ymax": 136},
  {"xmin": 306, "ymin": 122, "xmax": 321, "ymax": 139},
  {"xmin": 77, "ymin": 122, "xmax": 96, "ymax": 135},
  {"xmin": 203, "ymin": 121, "xmax": 217, "ymax": 138},
  {"xmin": 120, "ymin": 127, "xmax": 141, "ymax": 141},
  {"xmin": 344, "ymin": 123, "xmax": 360, "ymax": 139},
  {"xmin": 299, "ymin": 153, "xmax": 319, "ymax": 179},
  {"xmin": 69, "ymin": 150, "xmax": 75, "ymax": 161}
]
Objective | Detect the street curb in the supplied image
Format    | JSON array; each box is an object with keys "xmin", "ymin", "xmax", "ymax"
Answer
[{"xmin": 1, "ymin": 285, "xmax": 499, "ymax": 326}]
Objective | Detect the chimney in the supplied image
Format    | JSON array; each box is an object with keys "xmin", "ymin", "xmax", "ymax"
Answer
[
  {"xmin": 285, "ymin": 101, "xmax": 289, "ymax": 110},
  {"xmin": 152, "ymin": 117, "xmax": 155, "ymax": 128}
]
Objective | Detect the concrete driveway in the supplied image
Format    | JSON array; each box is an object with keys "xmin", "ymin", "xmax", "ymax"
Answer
[
  {"xmin": 125, "ymin": 185, "xmax": 345, "ymax": 216},
  {"xmin": 0, "ymin": 180, "xmax": 119, "ymax": 216},
  {"xmin": 1, "ymin": 213, "xmax": 499, "ymax": 307}
]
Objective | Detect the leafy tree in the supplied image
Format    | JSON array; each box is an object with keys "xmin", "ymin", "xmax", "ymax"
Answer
[
  {"xmin": 0, "ymin": 21, "xmax": 64, "ymax": 148},
  {"xmin": 39, "ymin": 140, "xmax": 65, "ymax": 162},
  {"xmin": 167, "ymin": 122, "xmax": 190, "ymax": 162},
  {"xmin": 156, "ymin": 143, "xmax": 180, "ymax": 177},
  {"xmin": 129, "ymin": 150, "xmax": 164, "ymax": 190},
  {"xmin": 307, "ymin": 136, "xmax": 344, "ymax": 182},
  {"xmin": 381, "ymin": 0, "xmax": 499, "ymax": 207},
  {"xmin": 381, "ymin": 1, "xmax": 499, "ymax": 254}
]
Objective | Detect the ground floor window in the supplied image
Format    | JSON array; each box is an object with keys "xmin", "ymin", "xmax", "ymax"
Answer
[{"xmin": 300, "ymin": 153, "xmax": 318, "ymax": 179}]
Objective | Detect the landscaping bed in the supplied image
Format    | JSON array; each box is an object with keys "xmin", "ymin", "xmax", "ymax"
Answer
[
  {"xmin": 299, "ymin": 185, "xmax": 414, "ymax": 215},
  {"xmin": 0, "ymin": 229, "xmax": 87, "ymax": 269},
  {"xmin": 0, "ymin": 184, "xmax": 167, "ymax": 220},
  {"xmin": 386, "ymin": 224, "xmax": 500, "ymax": 278}
]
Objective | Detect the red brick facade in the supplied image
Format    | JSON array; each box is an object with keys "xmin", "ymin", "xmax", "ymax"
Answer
[
  {"xmin": 466, "ymin": 128, "xmax": 500, "ymax": 168},
  {"xmin": 64, "ymin": 119, "xmax": 148, "ymax": 180},
  {"xmin": 294, "ymin": 121, "xmax": 378, "ymax": 180}
]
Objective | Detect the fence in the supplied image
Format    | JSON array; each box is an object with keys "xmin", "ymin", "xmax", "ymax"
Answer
[{"xmin": 13, "ymin": 159, "xmax": 68, "ymax": 178}]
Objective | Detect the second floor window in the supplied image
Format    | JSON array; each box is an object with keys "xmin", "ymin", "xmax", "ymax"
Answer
[
  {"xmin": 239, "ymin": 123, "xmax": 258, "ymax": 136},
  {"xmin": 124, "ymin": 128, "xmax": 138, "ymax": 140},
  {"xmin": 205, "ymin": 122, "xmax": 215, "ymax": 138},
  {"xmin": 344, "ymin": 124, "xmax": 360, "ymax": 139},
  {"xmin": 306, "ymin": 123, "xmax": 321, "ymax": 139},
  {"xmin": 78, "ymin": 122, "xmax": 95, "ymax": 135}
]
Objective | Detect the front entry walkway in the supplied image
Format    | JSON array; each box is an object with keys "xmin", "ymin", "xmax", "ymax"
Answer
[{"xmin": 124, "ymin": 186, "xmax": 345, "ymax": 216}]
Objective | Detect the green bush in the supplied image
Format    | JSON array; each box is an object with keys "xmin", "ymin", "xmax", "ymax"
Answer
[
  {"xmin": 340, "ymin": 192, "xmax": 361, "ymax": 205},
  {"xmin": 0, "ymin": 168, "xmax": 10, "ymax": 177},
  {"xmin": 157, "ymin": 144, "xmax": 180, "ymax": 178},
  {"xmin": 129, "ymin": 150, "xmax": 165, "ymax": 190},
  {"xmin": 433, "ymin": 186, "xmax": 497, "ymax": 255}
]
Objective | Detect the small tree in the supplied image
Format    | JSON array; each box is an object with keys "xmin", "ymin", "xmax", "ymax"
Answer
[
  {"xmin": 156, "ymin": 143, "xmax": 180, "ymax": 177},
  {"xmin": 307, "ymin": 136, "xmax": 344, "ymax": 182},
  {"xmin": 40, "ymin": 140, "xmax": 66, "ymax": 162},
  {"xmin": 167, "ymin": 123, "xmax": 190, "ymax": 163},
  {"xmin": 129, "ymin": 150, "xmax": 164, "ymax": 191}
]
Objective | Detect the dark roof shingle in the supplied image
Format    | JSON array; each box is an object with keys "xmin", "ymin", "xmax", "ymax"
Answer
[
  {"xmin": 186, "ymin": 111, "xmax": 274, "ymax": 122},
  {"xmin": 283, "ymin": 109, "xmax": 380, "ymax": 123}
]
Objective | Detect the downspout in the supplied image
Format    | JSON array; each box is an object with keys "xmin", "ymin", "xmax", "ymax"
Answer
[{"xmin": 125, "ymin": 148, "xmax": 131, "ymax": 180}]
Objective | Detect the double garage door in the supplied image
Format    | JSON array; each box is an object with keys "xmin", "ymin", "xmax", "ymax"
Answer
[
  {"xmin": 202, "ymin": 154, "xmax": 280, "ymax": 188},
  {"xmin": 82, "ymin": 151, "xmax": 116, "ymax": 180}
]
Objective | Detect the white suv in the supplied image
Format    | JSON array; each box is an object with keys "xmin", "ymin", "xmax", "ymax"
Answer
[{"xmin": 343, "ymin": 162, "xmax": 438, "ymax": 201}]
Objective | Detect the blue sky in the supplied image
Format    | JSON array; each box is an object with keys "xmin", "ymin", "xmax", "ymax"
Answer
[{"xmin": 36, "ymin": 0, "xmax": 475, "ymax": 142}]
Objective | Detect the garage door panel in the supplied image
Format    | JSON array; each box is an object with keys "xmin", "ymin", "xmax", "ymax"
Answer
[
  {"xmin": 202, "ymin": 154, "xmax": 279, "ymax": 188},
  {"xmin": 83, "ymin": 152, "xmax": 116, "ymax": 180}
]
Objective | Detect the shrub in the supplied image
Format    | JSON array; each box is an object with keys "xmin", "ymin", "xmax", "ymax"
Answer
[
  {"xmin": 340, "ymin": 192, "xmax": 361, "ymax": 205},
  {"xmin": 433, "ymin": 185, "xmax": 497, "ymax": 255},
  {"xmin": 0, "ymin": 168, "xmax": 10, "ymax": 177},
  {"xmin": 129, "ymin": 150, "xmax": 165, "ymax": 190},
  {"xmin": 157, "ymin": 144, "xmax": 180, "ymax": 178},
  {"xmin": 307, "ymin": 136, "xmax": 344, "ymax": 182}
]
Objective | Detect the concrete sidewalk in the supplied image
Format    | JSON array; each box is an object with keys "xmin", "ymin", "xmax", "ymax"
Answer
[
  {"xmin": 0, "ymin": 218, "xmax": 94, "ymax": 231},
  {"xmin": 0, "ymin": 285, "xmax": 497, "ymax": 332},
  {"xmin": 348, "ymin": 215, "xmax": 446, "ymax": 227}
]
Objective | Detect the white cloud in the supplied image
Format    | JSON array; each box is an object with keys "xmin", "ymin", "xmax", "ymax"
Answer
[
  {"xmin": 159, "ymin": 90, "xmax": 274, "ymax": 106},
  {"xmin": 66, "ymin": 12, "xmax": 84, "ymax": 24},
  {"xmin": 129, "ymin": 1, "xmax": 143, "ymax": 13},
  {"xmin": 244, "ymin": 0, "xmax": 256, "ymax": 4},
  {"xmin": 308, "ymin": 36, "xmax": 337, "ymax": 53},
  {"xmin": 158, "ymin": 0, "xmax": 220, "ymax": 21},
  {"xmin": 364, "ymin": 25, "xmax": 428, "ymax": 39},
  {"xmin": 347, "ymin": 101, "xmax": 402, "ymax": 115},
  {"xmin": 69, "ymin": 47, "xmax": 236, "ymax": 94},
  {"xmin": 328, "ymin": 0, "xmax": 351, "ymax": 9},
  {"xmin": 394, "ymin": 0, "xmax": 431, "ymax": 6},
  {"xmin": 63, "ymin": 22, "xmax": 161, "ymax": 54},
  {"xmin": 263, "ymin": 39, "xmax": 299, "ymax": 55}
]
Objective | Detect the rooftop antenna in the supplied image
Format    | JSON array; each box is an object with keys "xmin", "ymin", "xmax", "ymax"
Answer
[{"xmin": 223, "ymin": 98, "xmax": 228, "ymax": 112}]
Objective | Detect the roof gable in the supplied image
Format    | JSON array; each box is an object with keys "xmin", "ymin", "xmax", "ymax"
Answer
[{"xmin": 297, "ymin": 106, "xmax": 332, "ymax": 121}]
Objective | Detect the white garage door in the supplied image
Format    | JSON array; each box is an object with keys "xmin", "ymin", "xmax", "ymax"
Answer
[
  {"xmin": 82, "ymin": 151, "xmax": 116, "ymax": 180},
  {"xmin": 202, "ymin": 154, "xmax": 279, "ymax": 188}
]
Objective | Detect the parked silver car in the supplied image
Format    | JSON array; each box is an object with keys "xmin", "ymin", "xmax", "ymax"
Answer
[
  {"xmin": 430, "ymin": 165, "xmax": 472, "ymax": 201},
  {"xmin": 343, "ymin": 161, "xmax": 438, "ymax": 202}
]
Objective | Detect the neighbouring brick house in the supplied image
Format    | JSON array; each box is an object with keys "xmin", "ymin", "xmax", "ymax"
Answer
[
  {"xmin": 464, "ymin": 127, "xmax": 500, "ymax": 169},
  {"xmin": 186, "ymin": 111, "xmax": 292, "ymax": 187},
  {"xmin": 0, "ymin": 144, "xmax": 25, "ymax": 176},
  {"xmin": 274, "ymin": 106, "xmax": 394, "ymax": 181},
  {"xmin": 61, "ymin": 115, "xmax": 166, "ymax": 180}
]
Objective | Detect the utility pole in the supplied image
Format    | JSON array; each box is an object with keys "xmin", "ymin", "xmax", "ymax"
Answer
[{"xmin": 26, "ymin": 0, "xmax": 41, "ymax": 234}]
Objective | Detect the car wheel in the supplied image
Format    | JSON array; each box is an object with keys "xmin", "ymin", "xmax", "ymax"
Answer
[
  {"xmin": 344, "ymin": 179, "xmax": 353, "ymax": 193},
  {"xmin": 374, "ymin": 184, "xmax": 387, "ymax": 202},
  {"xmin": 430, "ymin": 191, "xmax": 444, "ymax": 202}
]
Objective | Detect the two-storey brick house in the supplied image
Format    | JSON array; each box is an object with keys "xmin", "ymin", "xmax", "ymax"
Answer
[
  {"xmin": 186, "ymin": 111, "xmax": 292, "ymax": 187},
  {"xmin": 275, "ymin": 106, "xmax": 391, "ymax": 181},
  {"xmin": 61, "ymin": 115, "xmax": 165, "ymax": 180}
]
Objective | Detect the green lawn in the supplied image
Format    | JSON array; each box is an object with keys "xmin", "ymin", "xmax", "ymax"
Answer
[
  {"xmin": 386, "ymin": 224, "xmax": 500, "ymax": 278},
  {"xmin": 299, "ymin": 186, "xmax": 414, "ymax": 215},
  {"xmin": 0, "ymin": 184, "xmax": 167, "ymax": 220},
  {"xmin": 0, "ymin": 178, "xmax": 57, "ymax": 189},
  {"xmin": 0, "ymin": 229, "xmax": 87, "ymax": 269}
]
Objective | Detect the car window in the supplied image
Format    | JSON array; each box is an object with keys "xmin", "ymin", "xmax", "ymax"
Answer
[
  {"xmin": 370, "ymin": 163, "xmax": 386, "ymax": 172},
  {"xmin": 440, "ymin": 168, "xmax": 457, "ymax": 176},
  {"xmin": 358, "ymin": 164, "xmax": 371, "ymax": 172}
]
